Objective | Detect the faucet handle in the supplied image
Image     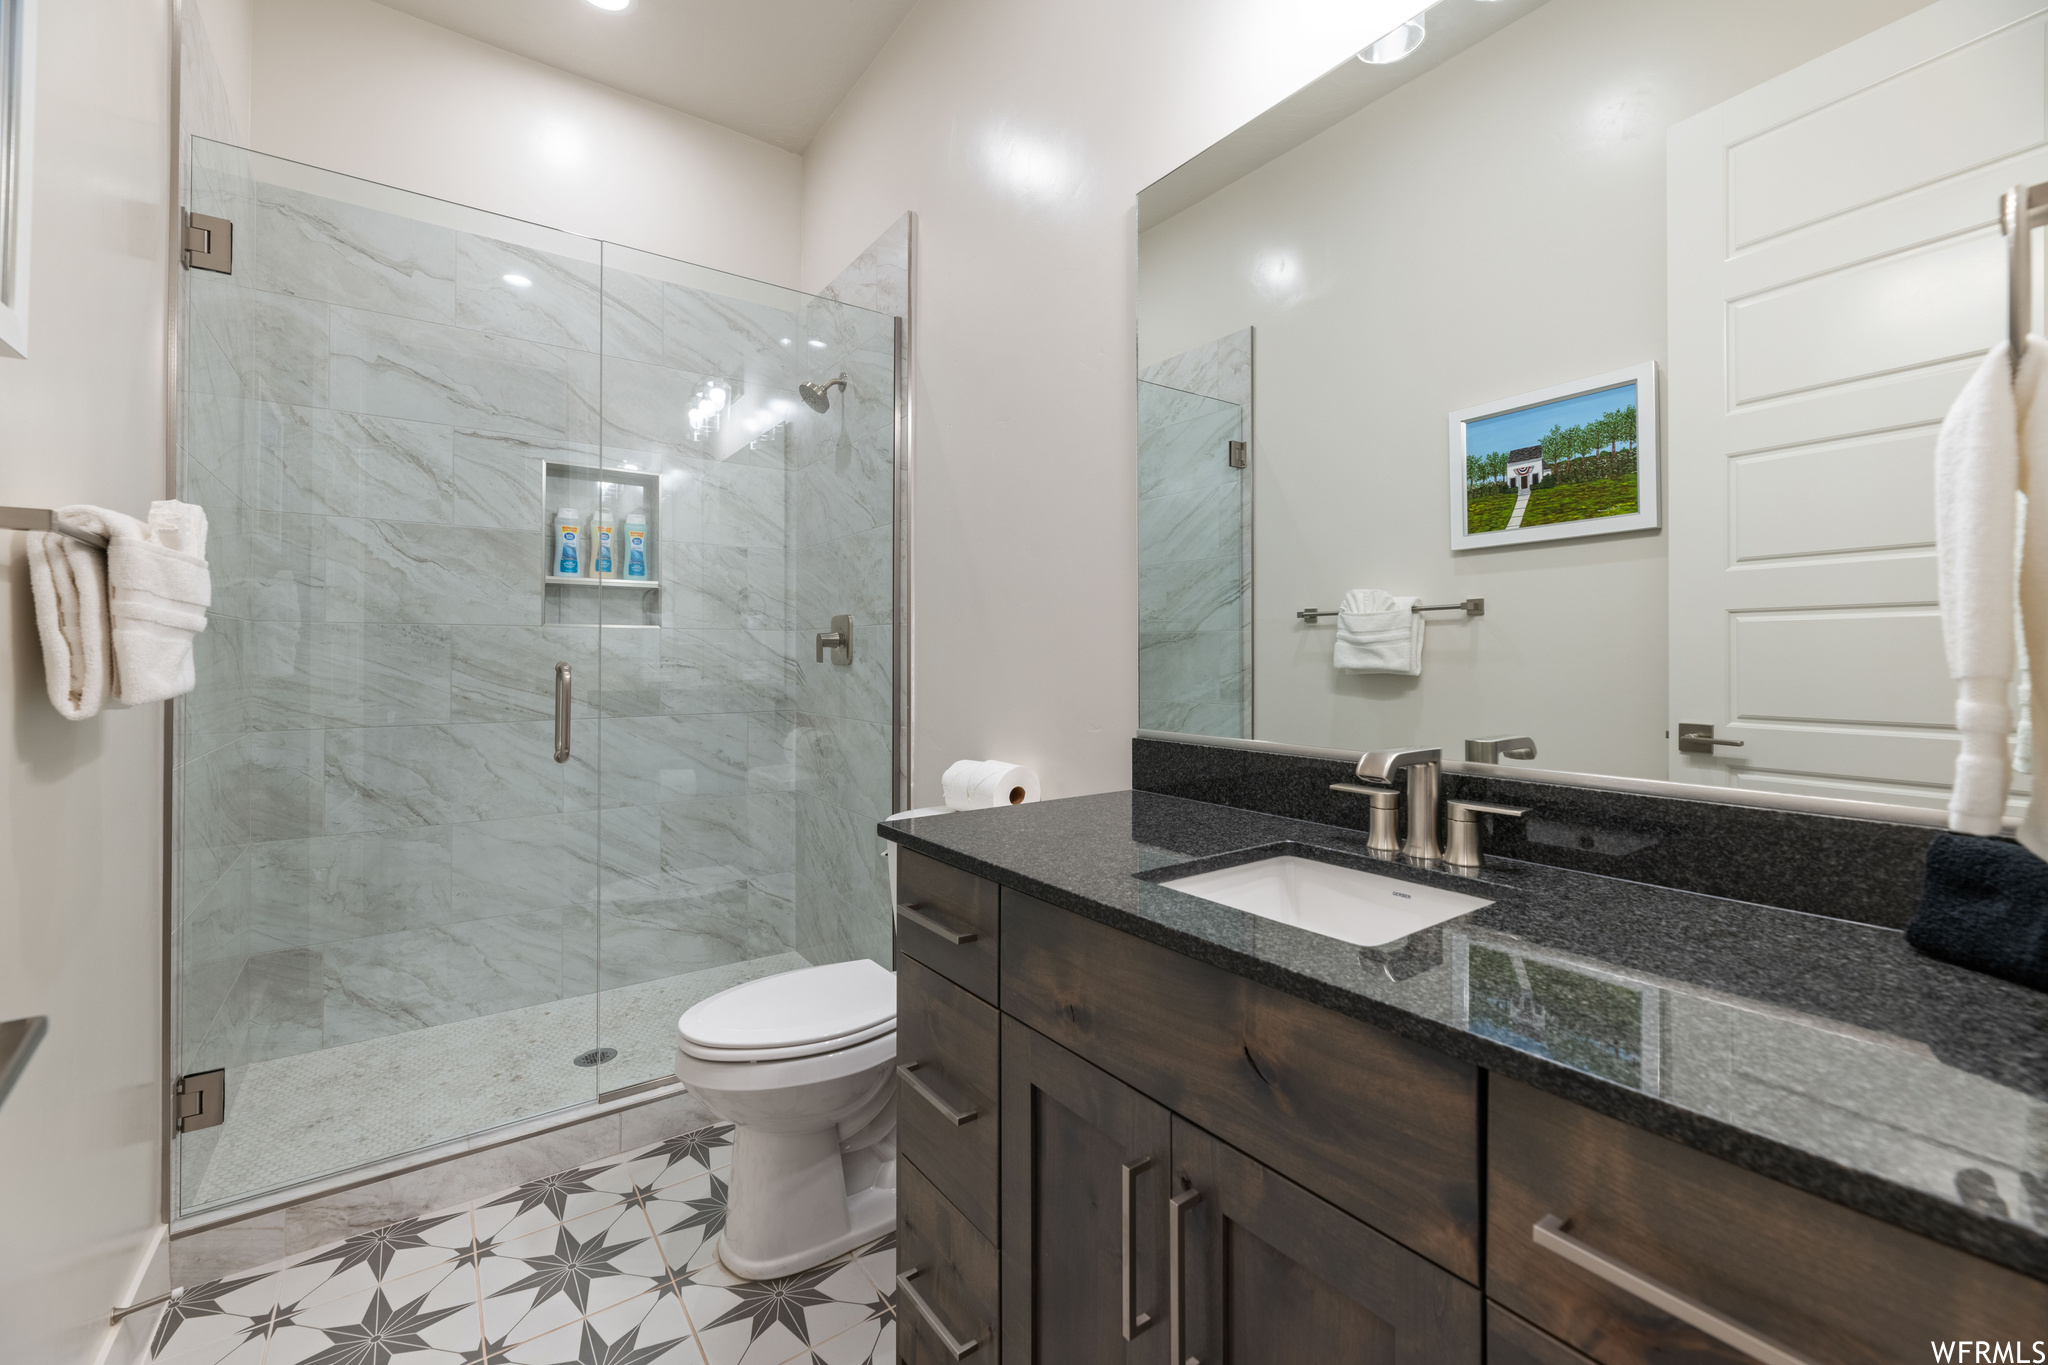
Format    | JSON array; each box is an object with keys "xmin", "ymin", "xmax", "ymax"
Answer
[
  {"xmin": 1446, "ymin": 800, "xmax": 1529, "ymax": 820},
  {"xmin": 1443, "ymin": 801, "xmax": 1528, "ymax": 869}
]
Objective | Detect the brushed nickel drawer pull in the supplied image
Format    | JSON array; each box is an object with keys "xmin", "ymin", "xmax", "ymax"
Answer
[
  {"xmin": 1533, "ymin": 1215, "xmax": 1820, "ymax": 1365},
  {"xmin": 1170, "ymin": 1187, "xmax": 1203, "ymax": 1365},
  {"xmin": 898, "ymin": 901, "xmax": 977, "ymax": 945},
  {"xmin": 1122, "ymin": 1157, "xmax": 1155, "ymax": 1340},
  {"xmin": 897, "ymin": 1268, "xmax": 980, "ymax": 1359},
  {"xmin": 897, "ymin": 1062, "xmax": 978, "ymax": 1125}
]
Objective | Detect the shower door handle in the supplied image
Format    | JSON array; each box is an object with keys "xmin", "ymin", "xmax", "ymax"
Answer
[{"xmin": 554, "ymin": 663, "xmax": 572, "ymax": 763}]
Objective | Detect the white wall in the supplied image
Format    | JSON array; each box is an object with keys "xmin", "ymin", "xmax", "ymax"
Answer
[
  {"xmin": 250, "ymin": 0, "xmax": 803, "ymax": 285},
  {"xmin": 799, "ymin": 0, "xmax": 1427, "ymax": 802},
  {"xmin": 0, "ymin": 0, "xmax": 175, "ymax": 1359},
  {"xmin": 1136, "ymin": 0, "xmax": 1923, "ymax": 779}
]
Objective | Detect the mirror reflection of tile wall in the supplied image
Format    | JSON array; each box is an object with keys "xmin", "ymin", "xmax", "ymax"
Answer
[{"xmin": 1136, "ymin": 329, "xmax": 1251, "ymax": 738}]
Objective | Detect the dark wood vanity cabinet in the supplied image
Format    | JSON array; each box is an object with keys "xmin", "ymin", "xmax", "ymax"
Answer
[
  {"xmin": 1488, "ymin": 1078, "xmax": 2048, "ymax": 1365},
  {"xmin": 893, "ymin": 846, "xmax": 2048, "ymax": 1365},
  {"xmin": 1171, "ymin": 1116, "xmax": 1482, "ymax": 1361},
  {"xmin": 999, "ymin": 1018, "xmax": 1172, "ymax": 1364}
]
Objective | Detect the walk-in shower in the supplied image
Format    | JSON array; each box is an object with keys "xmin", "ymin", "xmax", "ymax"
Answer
[{"xmin": 172, "ymin": 138, "xmax": 904, "ymax": 1220}]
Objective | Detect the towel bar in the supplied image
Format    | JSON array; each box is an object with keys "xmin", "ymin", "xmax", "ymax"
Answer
[
  {"xmin": 1297, "ymin": 598, "xmax": 1484, "ymax": 622},
  {"xmin": 0, "ymin": 506, "xmax": 108, "ymax": 550}
]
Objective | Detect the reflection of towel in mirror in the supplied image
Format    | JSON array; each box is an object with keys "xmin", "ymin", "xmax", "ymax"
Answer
[
  {"xmin": 1334, "ymin": 588, "xmax": 1422, "ymax": 675},
  {"xmin": 1936, "ymin": 339, "xmax": 2048, "ymax": 851},
  {"xmin": 28, "ymin": 501, "xmax": 210, "ymax": 719}
]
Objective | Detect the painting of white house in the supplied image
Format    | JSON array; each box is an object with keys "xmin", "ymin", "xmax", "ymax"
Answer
[{"xmin": 1448, "ymin": 362, "xmax": 1659, "ymax": 550}]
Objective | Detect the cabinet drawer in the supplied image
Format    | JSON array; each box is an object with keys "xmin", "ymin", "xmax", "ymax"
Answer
[
  {"xmin": 898, "ymin": 954, "xmax": 1000, "ymax": 1244},
  {"xmin": 1000, "ymin": 890, "xmax": 1481, "ymax": 1281},
  {"xmin": 897, "ymin": 848, "xmax": 1000, "ymax": 1004},
  {"xmin": 1489, "ymin": 1077, "xmax": 2048, "ymax": 1365},
  {"xmin": 899, "ymin": 1155, "xmax": 999, "ymax": 1365}
]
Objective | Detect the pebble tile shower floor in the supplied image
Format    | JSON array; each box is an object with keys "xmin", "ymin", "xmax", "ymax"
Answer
[{"xmin": 147, "ymin": 1124, "xmax": 896, "ymax": 1365}]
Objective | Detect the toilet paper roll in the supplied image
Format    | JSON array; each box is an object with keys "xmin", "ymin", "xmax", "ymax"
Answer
[{"xmin": 941, "ymin": 758, "xmax": 1042, "ymax": 810}]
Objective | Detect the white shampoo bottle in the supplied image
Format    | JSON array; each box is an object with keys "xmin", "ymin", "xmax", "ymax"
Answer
[{"xmin": 554, "ymin": 507, "xmax": 583, "ymax": 578}]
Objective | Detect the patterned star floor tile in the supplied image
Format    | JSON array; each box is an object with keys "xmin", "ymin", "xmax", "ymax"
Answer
[
  {"xmin": 280, "ymin": 1210, "xmax": 480, "ymax": 1311},
  {"xmin": 263, "ymin": 1270, "xmax": 485, "ymax": 1365},
  {"xmin": 477, "ymin": 1203, "xmax": 668, "ymax": 1348},
  {"xmin": 794, "ymin": 1311, "xmax": 894, "ymax": 1365},
  {"xmin": 148, "ymin": 1124, "xmax": 887, "ymax": 1365},
  {"xmin": 642, "ymin": 1171, "xmax": 729, "ymax": 1276},
  {"xmin": 476, "ymin": 1164, "xmax": 632, "ymax": 1243},
  {"xmin": 680, "ymin": 1256, "xmax": 887, "ymax": 1365},
  {"xmin": 148, "ymin": 1329, "xmax": 268, "ymax": 1365},
  {"xmin": 844, "ymin": 1234, "xmax": 893, "ymax": 1308},
  {"xmin": 499, "ymin": 1289, "xmax": 699, "ymax": 1364}
]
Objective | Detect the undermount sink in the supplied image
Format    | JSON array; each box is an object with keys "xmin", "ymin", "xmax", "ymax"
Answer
[{"xmin": 1160, "ymin": 855, "xmax": 1493, "ymax": 948}]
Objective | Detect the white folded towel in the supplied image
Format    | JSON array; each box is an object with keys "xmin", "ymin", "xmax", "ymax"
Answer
[
  {"xmin": 27, "ymin": 501, "xmax": 211, "ymax": 718},
  {"xmin": 1334, "ymin": 588, "xmax": 1423, "ymax": 675},
  {"xmin": 1935, "ymin": 339, "xmax": 2048, "ymax": 851},
  {"xmin": 26, "ymin": 520, "xmax": 112, "ymax": 719}
]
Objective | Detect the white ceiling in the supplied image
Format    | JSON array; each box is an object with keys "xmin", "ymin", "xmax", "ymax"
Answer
[{"xmin": 374, "ymin": 0, "xmax": 919, "ymax": 152}]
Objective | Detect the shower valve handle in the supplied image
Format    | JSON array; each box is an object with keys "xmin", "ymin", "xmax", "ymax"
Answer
[{"xmin": 816, "ymin": 615, "xmax": 853, "ymax": 664}]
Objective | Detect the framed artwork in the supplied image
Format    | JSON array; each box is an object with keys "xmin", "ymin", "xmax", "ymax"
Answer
[
  {"xmin": 0, "ymin": 0, "xmax": 35, "ymax": 359},
  {"xmin": 1447, "ymin": 361, "xmax": 1657, "ymax": 550}
]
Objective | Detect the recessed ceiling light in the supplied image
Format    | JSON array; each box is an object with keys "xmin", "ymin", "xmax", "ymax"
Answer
[
  {"xmin": 1359, "ymin": 14, "xmax": 1426, "ymax": 63},
  {"xmin": 586, "ymin": 0, "xmax": 630, "ymax": 10},
  {"xmin": 502, "ymin": 274, "xmax": 532, "ymax": 288},
  {"xmin": 808, "ymin": 339, "xmax": 826, "ymax": 348}
]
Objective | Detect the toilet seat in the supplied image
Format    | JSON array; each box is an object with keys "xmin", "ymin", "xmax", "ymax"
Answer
[{"xmin": 679, "ymin": 959, "xmax": 896, "ymax": 1063}]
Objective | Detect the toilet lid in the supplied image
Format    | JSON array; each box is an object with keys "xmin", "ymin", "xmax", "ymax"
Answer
[{"xmin": 678, "ymin": 959, "xmax": 896, "ymax": 1058}]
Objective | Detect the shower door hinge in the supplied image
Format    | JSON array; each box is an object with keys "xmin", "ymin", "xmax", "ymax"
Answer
[
  {"xmin": 1228, "ymin": 440, "xmax": 1247, "ymax": 470},
  {"xmin": 183, "ymin": 212, "xmax": 233, "ymax": 273},
  {"xmin": 175, "ymin": 1068, "xmax": 226, "ymax": 1133}
]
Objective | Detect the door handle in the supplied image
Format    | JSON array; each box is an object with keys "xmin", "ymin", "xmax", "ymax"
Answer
[
  {"xmin": 553, "ymin": 663, "xmax": 572, "ymax": 764},
  {"xmin": 1676, "ymin": 722, "xmax": 1745, "ymax": 755},
  {"xmin": 896, "ymin": 902, "xmax": 977, "ymax": 945},
  {"xmin": 896, "ymin": 1063, "xmax": 978, "ymax": 1125},
  {"xmin": 1532, "ymin": 1216, "xmax": 1818, "ymax": 1365},
  {"xmin": 1122, "ymin": 1156, "xmax": 1154, "ymax": 1340},
  {"xmin": 1170, "ymin": 1187, "xmax": 1203, "ymax": 1365},
  {"xmin": 897, "ymin": 1269, "xmax": 980, "ymax": 1359}
]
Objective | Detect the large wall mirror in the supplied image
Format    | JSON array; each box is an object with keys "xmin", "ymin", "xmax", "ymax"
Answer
[{"xmin": 1137, "ymin": 0, "xmax": 2046, "ymax": 815}]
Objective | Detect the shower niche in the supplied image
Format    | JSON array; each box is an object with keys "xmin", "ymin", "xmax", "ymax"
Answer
[{"xmin": 543, "ymin": 461, "xmax": 660, "ymax": 626}]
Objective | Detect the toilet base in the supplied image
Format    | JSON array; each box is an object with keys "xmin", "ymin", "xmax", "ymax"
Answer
[{"xmin": 716, "ymin": 1185, "xmax": 894, "ymax": 1281}]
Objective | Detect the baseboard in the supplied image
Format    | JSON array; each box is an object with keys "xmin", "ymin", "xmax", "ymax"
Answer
[{"xmin": 92, "ymin": 1222, "xmax": 168, "ymax": 1365}]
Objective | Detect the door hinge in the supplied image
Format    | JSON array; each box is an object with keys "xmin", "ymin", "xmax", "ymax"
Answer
[
  {"xmin": 183, "ymin": 212, "xmax": 233, "ymax": 273},
  {"xmin": 1228, "ymin": 439, "xmax": 1247, "ymax": 470},
  {"xmin": 174, "ymin": 1068, "xmax": 226, "ymax": 1133}
]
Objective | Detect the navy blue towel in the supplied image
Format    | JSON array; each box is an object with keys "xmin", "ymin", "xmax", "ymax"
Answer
[{"xmin": 1907, "ymin": 833, "xmax": 2048, "ymax": 992}]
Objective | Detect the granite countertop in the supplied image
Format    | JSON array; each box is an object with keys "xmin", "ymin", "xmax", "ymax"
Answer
[{"xmin": 879, "ymin": 789, "xmax": 2048, "ymax": 1282}]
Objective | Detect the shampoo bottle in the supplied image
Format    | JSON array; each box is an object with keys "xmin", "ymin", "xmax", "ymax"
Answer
[
  {"xmin": 554, "ymin": 508, "xmax": 582, "ymax": 577},
  {"xmin": 624, "ymin": 513, "xmax": 648, "ymax": 579},
  {"xmin": 593, "ymin": 504, "xmax": 616, "ymax": 579}
]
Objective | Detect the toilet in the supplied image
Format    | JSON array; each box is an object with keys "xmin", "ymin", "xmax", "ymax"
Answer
[{"xmin": 673, "ymin": 959, "xmax": 898, "ymax": 1280}]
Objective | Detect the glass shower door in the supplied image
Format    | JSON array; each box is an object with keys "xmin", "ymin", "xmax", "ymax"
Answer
[
  {"xmin": 1137, "ymin": 379, "xmax": 1249, "ymax": 738},
  {"xmin": 587, "ymin": 244, "xmax": 900, "ymax": 1091},
  {"xmin": 174, "ymin": 140, "xmax": 608, "ymax": 1216}
]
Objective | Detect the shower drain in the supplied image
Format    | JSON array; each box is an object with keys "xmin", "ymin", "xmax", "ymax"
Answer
[{"xmin": 572, "ymin": 1048, "xmax": 619, "ymax": 1067}]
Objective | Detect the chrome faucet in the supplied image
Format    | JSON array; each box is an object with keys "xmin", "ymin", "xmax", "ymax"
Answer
[{"xmin": 1354, "ymin": 748, "xmax": 1443, "ymax": 861}]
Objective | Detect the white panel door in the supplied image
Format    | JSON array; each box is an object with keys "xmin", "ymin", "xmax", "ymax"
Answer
[{"xmin": 1667, "ymin": 0, "xmax": 2048, "ymax": 810}]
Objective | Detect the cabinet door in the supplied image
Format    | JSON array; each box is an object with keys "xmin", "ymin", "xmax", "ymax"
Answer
[
  {"xmin": 1001, "ymin": 1018, "xmax": 1172, "ymax": 1365},
  {"xmin": 1171, "ymin": 1117, "xmax": 1482, "ymax": 1364}
]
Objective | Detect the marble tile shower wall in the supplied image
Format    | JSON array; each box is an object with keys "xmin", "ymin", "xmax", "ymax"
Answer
[{"xmin": 175, "ymin": 166, "xmax": 893, "ymax": 1079}]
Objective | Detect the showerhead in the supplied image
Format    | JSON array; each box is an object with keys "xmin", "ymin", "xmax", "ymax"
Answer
[{"xmin": 799, "ymin": 374, "xmax": 848, "ymax": 413}]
